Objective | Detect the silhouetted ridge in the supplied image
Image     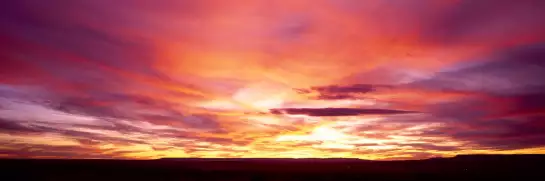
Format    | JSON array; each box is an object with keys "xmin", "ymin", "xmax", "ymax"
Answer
[
  {"xmin": 158, "ymin": 158, "xmax": 365, "ymax": 162},
  {"xmin": 2, "ymin": 154, "xmax": 544, "ymax": 181},
  {"xmin": 452, "ymin": 154, "xmax": 545, "ymax": 161}
]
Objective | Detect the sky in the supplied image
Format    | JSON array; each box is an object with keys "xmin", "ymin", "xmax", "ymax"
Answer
[{"xmin": 1, "ymin": 0, "xmax": 545, "ymax": 160}]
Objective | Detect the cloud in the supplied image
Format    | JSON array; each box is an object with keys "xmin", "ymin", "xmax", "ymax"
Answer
[
  {"xmin": 449, "ymin": 115, "xmax": 545, "ymax": 149},
  {"xmin": 421, "ymin": 0, "xmax": 545, "ymax": 45},
  {"xmin": 270, "ymin": 108, "xmax": 417, "ymax": 117},
  {"xmin": 346, "ymin": 43, "xmax": 545, "ymax": 150},
  {"xmin": 51, "ymin": 93, "xmax": 187, "ymax": 123},
  {"xmin": 411, "ymin": 84, "xmax": 545, "ymax": 151},
  {"xmin": 408, "ymin": 94, "xmax": 545, "ymax": 150},
  {"xmin": 0, "ymin": 143, "xmax": 132, "ymax": 159},
  {"xmin": 379, "ymin": 152, "xmax": 441, "ymax": 161},
  {"xmin": 0, "ymin": 118, "xmax": 39, "ymax": 133},
  {"xmin": 295, "ymin": 84, "xmax": 394, "ymax": 100},
  {"xmin": 182, "ymin": 115, "xmax": 222, "ymax": 130},
  {"xmin": 409, "ymin": 43, "xmax": 545, "ymax": 96},
  {"xmin": 1, "ymin": 0, "xmax": 208, "ymax": 100},
  {"xmin": 398, "ymin": 143, "xmax": 461, "ymax": 152},
  {"xmin": 0, "ymin": 117, "xmax": 149, "ymax": 146},
  {"xmin": 307, "ymin": 84, "xmax": 376, "ymax": 94},
  {"xmin": 0, "ymin": 98, "xmax": 113, "ymax": 127},
  {"xmin": 0, "ymin": 84, "xmax": 226, "ymax": 133}
]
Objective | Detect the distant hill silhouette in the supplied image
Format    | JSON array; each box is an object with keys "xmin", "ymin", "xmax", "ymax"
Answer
[
  {"xmin": 452, "ymin": 154, "xmax": 545, "ymax": 160},
  {"xmin": 1, "ymin": 154, "xmax": 544, "ymax": 181},
  {"xmin": 158, "ymin": 157, "xmax": 366, "ymax": 162}
]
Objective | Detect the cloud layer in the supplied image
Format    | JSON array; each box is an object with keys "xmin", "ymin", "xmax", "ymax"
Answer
[{"xmin": 1, "ymin": 0, "xmax": 545, "ymax": 160}]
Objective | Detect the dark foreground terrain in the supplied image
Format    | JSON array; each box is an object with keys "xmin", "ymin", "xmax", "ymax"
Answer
[{"xmin": 1, "ymin": 154, "xmax": 544, "ymax": 181}]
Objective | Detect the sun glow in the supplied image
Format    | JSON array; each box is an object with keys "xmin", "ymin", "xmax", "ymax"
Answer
[{"xmin": 276, "ymin": 125, "xmax": 350, "ymax": 142}]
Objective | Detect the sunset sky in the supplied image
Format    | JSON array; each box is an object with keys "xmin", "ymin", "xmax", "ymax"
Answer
[{"xmin": 1, "ymin": 0, "xmax": 545, "ymax": 160}]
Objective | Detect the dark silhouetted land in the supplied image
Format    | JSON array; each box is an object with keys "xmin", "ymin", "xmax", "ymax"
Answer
[{"xmin": 1, "ymin": 154, "xmax": 544, "ymax": 181}]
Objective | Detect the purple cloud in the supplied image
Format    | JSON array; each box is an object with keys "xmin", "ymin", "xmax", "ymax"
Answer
[
  {"xmin": 270, "ymin": 108, "xmax": 417, "ymax": 117},
  {"xmin": 423, "ymin": 0, "xmax": 545, "ymax": 45},
  {"xmin": 295, "ymin": 84, "xmax": 393, "ymax": 100}
]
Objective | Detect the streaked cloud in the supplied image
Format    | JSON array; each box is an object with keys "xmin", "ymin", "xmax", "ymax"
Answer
[{"xmin": 270, "ymin": 108, "xmax": 417, "ymax": 117}]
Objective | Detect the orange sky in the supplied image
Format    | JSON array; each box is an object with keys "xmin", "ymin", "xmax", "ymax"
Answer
[{"xmin": 1, "ymin": 0, "xmax": 545, "ymax": 160}]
